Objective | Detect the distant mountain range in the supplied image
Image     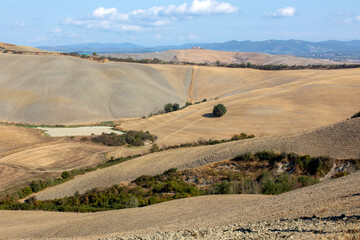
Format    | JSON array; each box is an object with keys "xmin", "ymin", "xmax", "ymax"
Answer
[{"xmin": 38, "ymin": 40, "xmax": 360, "ymax": 61}]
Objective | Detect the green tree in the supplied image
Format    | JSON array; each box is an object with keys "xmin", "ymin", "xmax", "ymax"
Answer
[
  {"xmin": 213, "ymin": 104, "xmax": 227, "ymax": 117},
  {"xmin": 61, "ymin": 171, "xmax": 70, "ymax": 179},
  {"xmin": 351, "ymin": 111, "xmax": 360, "ymax": 119},
  {"xmin": 172, "ymin": 103, "xmax": 180, "ymax": 111},
  {"xmin": 164, "ymin": 103, "xmax": 173, "ymax": 113},
  {"xmin": 92, "ymin": 52, "xmax": 97, "ymax": 56}
]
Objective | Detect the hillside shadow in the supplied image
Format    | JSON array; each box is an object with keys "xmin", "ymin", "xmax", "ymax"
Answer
[{"xmin": 202, "ymin": 113, "xmax": 216, "ymax": 118}]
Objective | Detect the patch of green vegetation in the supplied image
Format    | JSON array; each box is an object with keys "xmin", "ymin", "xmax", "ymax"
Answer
[
  {"xmin": 1, "ymin": 151, "xmax": 342, "ymax": 212},
  {"xmin": 160, "ymin": 133, "xmax": 255, "ymax": 151},
  {"xmin": 92, "ymin": 131, "xmax": 157, "ymax": 147},
  {"xmin": 213, "ymin": 104, "xmax": 227, "ymax": 117},
  {"xmin": 14, "ymin": 155, "xmax": 142, "ymax": 200},
  {"xmin": 0, "ymin": 168, "xmax": 202, "ymax": 212},
  {"xmin": 351, "ymin": 111, "xmax": 360, "ymax": 119}
]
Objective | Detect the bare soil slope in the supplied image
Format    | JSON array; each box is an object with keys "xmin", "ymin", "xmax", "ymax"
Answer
[
  {"xmin": 33, "ymin": 118, "xmax": 360, "ymax": 200},
  {"xmin": 1, "ymin": 53, "xmax": 358, "ymax": 131},
  {"xmin": 0, "ymin": 125, "xmax": 52, "ymax": 154},
  {"xmin": 1, "ymin": 170, "xmax": 359, "ymax": 239},
  {"xmin": 0, "ymin": 53, "xmax": 183, "ymax": 124},
  {"xmin": 0, "ymin": 42, "xmax": 51, "ymax": 53},
  {"xmin": 102, "ymin": 49, "xmax": 338, "ymax": 65},
  {"xmin": 122, "ymin": 66, "xmax": 360, "ymax": 145}
]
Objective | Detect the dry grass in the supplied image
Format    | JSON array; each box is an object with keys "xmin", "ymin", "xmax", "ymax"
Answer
[
  {"xmin": 33, "ymin": 118, "xmax": 360, "ymax": 200},
  {"xmin": 102, "ymin": 48, "xmax": 339, "ymax": 65},
  {"xmin": 1, "ymin": 53, "xmax": 359, "ymax": 129},
  {"xmin": 123, "ymin": 66, "xmax": 360, "ymax": 145},
  {"xmin": 0, "ymin": 42, "xmax": 52, "ymax": 53}
]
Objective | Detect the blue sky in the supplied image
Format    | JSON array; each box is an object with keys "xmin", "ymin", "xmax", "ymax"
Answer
[{"xmin": 1, "ymin": 0, "xmax": 360, "ymax": 46}]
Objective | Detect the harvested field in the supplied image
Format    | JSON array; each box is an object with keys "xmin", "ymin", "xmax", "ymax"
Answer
[
  {"xmin": 0, "ymin": 124, "xmax": 152, "ymax": 197},
  {"xmin": 33, "ymin": 118, "xmax": 360, "ymax": 200},
  {"xmin": 0, "ymin": 42, "xmax": 52, "ymax": 53},
  {"xmin": 0, "ymin": 125, "xmax": 52, "ymax": 154},
  {"xmin": 0, "ymin": 52, "xmax": 359, "ymax": 135},
  {"xmin": 0, "ymin": 140, "xmax": 111, "ymax": 194},
  {"xmin": 1, "ymin": 170, "xmax": 359, "ymax": 239},
  {"xmin": 0, "ymin": 53, "xmax": 183, "ymax": 124},
  {"xmin": 102, "ymin": 49, "xmax": 338, "ymax": 65},
  {"xmin": 122, "ymin": 66, "xmax": 360, "ymax": 144}
]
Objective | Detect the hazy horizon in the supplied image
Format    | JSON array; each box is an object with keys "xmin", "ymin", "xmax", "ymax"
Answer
[{"xmin": 1, "ymin": 0, "xmax": 360, "ymax": 47}]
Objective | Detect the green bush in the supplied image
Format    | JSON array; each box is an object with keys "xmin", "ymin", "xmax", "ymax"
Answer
[
  {"xmin": 173, "ymin": 103, "xmax": 180, "ymax": 111},
  {"xmin": 150, "ymin": 143, "xmax": 160, "ymax": 153},
  {"xmin": 92, "ymin": 131, "xmax": 157, "ymax": 147},
  {"xmin": 212, "ymin": 104, "xmax": 227, "ymax": 117},
  {"xmin": 351, "ymin": 111, "xmax": 360, "ymax": 119},
  {"xmin": 61, "ymin": 171, "xmax": 70, "ymax": 179}
]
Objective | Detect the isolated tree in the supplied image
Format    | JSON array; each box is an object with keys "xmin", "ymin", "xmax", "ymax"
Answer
[
  {"xmin": 92, "ymin": 52, "xmax": 97, "ymax": 56},
  {"xmin": 213, "ymin": 104, "xmax": 227, "ymax": 117}
]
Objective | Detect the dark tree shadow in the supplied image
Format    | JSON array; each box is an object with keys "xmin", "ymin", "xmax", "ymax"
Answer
[{"xmin": 202, "ymin": 113, "xmax": 217, "ymax": 118}]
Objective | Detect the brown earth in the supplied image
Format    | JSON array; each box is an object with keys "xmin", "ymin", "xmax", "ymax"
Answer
[
  {"xmin": 121, "ymin": 65, "xmax": 360, "ymax": 145},
  {"xmin": 0, "ymin": 125, "xmax": 149, "ymax": 196},
  {"xmin": 102, "ymin": 48, "xmax": 339, "ymax": 65},
  {"xmin": 0, "ymin": 125, "xmax": 52, "ymax": 154},
  {"xmin": 1, "ymin": 53, "xmax": 359, "ymax": 132},
  {"xmin": 0, "ymin": 170, "xmax": 359, "ymax": 239},
  {"xmin": 0, "ymin": 42, "xmax": 52, "ymax": 53},
  {"xmin": 32, "ymin": 118, "xmax": 360, "ymax": 201}
]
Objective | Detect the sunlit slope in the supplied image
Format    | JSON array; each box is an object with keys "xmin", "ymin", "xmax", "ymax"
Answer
[
  {"xmin": 1, "ymin": 53, "xmax": 359, "ymax": 129},
  {"xmin": 0, "ymin": 54, "xmax": 184, "ymax": 124},
  {"xmin": 33, "ymin": 119, "xmax": 360, "ymax": 200},
  {"xmin": 125, "ymin": 66, "xmax": 360, "ymax": 144},
  {"xmin": 1, "ymin": 171, "xmax": 359, "ymax": 239}
]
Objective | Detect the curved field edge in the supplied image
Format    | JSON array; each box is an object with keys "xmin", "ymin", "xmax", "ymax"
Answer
[
  {"xmin": 32, "ymin": 118, "xmax": 360, "ymax": 200},
  {"xmin": 0, "ymin": 170, "xmax": 359, "ymax": 239}
]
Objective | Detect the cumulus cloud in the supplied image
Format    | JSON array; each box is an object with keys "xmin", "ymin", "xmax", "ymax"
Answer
[
  {"xmin": 267, "ymin": 6, "xmax": 296, "ymax": 18},
  {"xmin": 64, "ymin": 0, "xmax": 238, "ymax": 32}
]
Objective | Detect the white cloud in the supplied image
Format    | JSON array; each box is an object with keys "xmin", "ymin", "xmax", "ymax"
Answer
[
  {"xmin": 329, "ymin": 12, "xmax": 360, "ymax": 24},
  {"xmin": 267, "ymin": 6, "xmax": 296, "ymax": 18},
  {"xmin": 64, "ymin": 0, "xmax": 238, "ymax": 32}
]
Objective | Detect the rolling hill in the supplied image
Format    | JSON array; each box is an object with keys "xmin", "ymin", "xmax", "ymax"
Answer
[
  {"xmin": 0, "ymin": 52, "xmax": 359, "ymax": 128},
  {"xmin": 32, "ymin": 118, "xmax": 360, "ymax": 200},
  {"xmin": 103, "ymin": 48, "xmax": 338, "ymax": 65},
  {"xmin": 1, "ymin": 170, "xmax": 359, "ymax": 239}
]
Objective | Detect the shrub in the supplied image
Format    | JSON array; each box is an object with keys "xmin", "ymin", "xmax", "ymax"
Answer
[
  {"xmin": 215, "ymin": 181, "xmax": 231, "ymax": 194},
  {"xmin": 254, "ymin": 151, "xmax": 282, "ymax": 164},
  {"xmin": 92, "ymin": 131, "xmax": 157, "ymax": 147},
  {"xmin": 351, "ymin": 111, "xmax": 360, "ymax": 119},
  {"xmin": 164, "ymin": 103, "xmax": 173, "ymax": 113},
  {"xmin": 150, "ymin": 143, "xmax": 160, "ymax": 153},
  {"xmin": 164, "ymin": 103, "xmax": 180, "ymax": 113},
  {"xmin": 61, "ymin": 171, "xmax": 71, "ymax": 179},
  {"xmin": 172, "ymin": 103, "xmax": 180, "ymax": 111},
  {"xmin": 30, "ymin": 180, "xmax": 46, "ymax": 193},
  {"xmin": 213, "ymin": 104, "xmax": 227, "ymax": 117}
]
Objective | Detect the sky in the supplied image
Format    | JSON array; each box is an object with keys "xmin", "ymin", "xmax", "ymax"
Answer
[{"xmin": 1, "ymin": 0, "xmax": 360, "ymax": 47}]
